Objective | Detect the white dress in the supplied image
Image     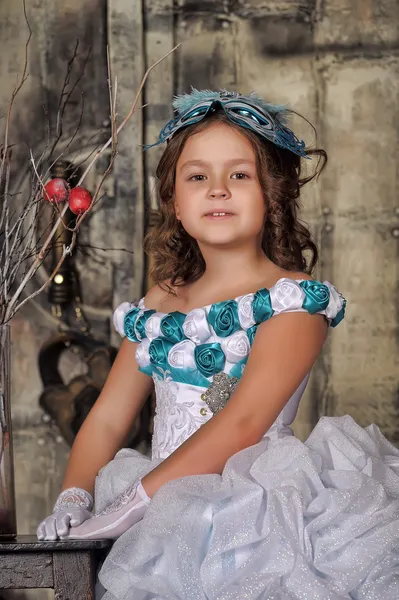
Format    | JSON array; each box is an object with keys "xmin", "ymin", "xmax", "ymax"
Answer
[{"xmin": 95, "ymin": 278, "xmax": 399, "ymax": 599}]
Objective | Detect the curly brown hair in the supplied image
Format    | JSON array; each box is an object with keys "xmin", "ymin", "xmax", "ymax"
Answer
[{"xmin": 144, "ymin": 111, "xmax": 326, "ymax": 291}]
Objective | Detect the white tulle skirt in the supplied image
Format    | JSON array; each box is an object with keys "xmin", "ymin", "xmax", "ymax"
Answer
[{"xmin": 95, "ymin": 415, "xmax": 399, "ymax": 599}]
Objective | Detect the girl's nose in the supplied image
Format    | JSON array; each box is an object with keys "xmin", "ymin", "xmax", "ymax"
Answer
[
  {"xmin": 208, "ymin": 180, "xmax": 231, "ymax": 199},
  {"xmin": 210, "ymin": 190, "xmax": 228, "ymax": 198}
]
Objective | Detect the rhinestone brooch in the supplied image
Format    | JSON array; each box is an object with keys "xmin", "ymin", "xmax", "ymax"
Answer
[
  {"xmin": 220, "ymin": 90, "xmax": 240, "ymax": 98},
  {"xmin": 200, "ymin": 372, "xmax": 239, "ymax": 415}
]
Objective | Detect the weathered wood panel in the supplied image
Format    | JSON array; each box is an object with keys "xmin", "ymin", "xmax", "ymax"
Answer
[
  {"xmin": 107, "ymin": 0, "xmax": 145, "ymax": 346},
  {"xmin": 315, "ymin": 0, "xmax": 399, "ymax": 48},
  {"xmin": 53, "ymin": 552, "xmax": 94, "ymax": 599},
  {"xmin": 0, "ymin": 554, "xmax": 53, "ymax": 589},
  {"xmin": 143, "ymin": 0, "xmax": 175, "ymax": 289},
  {"xmin": 318, "ymin": 56, "xmax": 399, "ymax": 440}
]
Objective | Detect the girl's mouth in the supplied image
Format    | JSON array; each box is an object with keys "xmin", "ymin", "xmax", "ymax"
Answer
[{"xmin": 204, "ymin": 212, "xmax": 235, "ymax": 219}]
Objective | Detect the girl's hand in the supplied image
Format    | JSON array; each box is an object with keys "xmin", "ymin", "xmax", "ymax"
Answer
[
  {"xmin": 66, "ymin": 480, "xmax": 151, "ymax": 540},
  {"xmin": 37, "ymin": 487, "xmax": 93, "ymax": 541}
]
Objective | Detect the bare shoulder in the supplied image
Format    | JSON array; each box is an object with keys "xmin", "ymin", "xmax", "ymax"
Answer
[
  {"xmin": 143, "ymin": 280, "xmax": 175, "ymax": 310},
  {"xmin": 292, "ymin": 271, "xmax": 313, "ymax": 282},
  {"xmin": 274, "ymin": 269, "xmax": 314, "ymax": 284}
]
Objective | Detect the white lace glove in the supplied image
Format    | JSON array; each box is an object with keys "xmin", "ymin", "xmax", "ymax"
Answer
[
  {"xmin": 36, "ymin": 487, "xmax": 93, "ymax": 541},
  {"xmin": 67, "ymin": 480, "xmax": 151, "ymax": 541}
]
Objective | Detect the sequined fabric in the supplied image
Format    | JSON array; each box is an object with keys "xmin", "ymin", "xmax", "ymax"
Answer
[{"xmin": 97, "ymin": 416, "xmax": 399, "ymax": 599}]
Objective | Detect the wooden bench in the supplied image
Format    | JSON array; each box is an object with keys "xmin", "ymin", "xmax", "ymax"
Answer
[{"xmin": 0, "ymin": 535, "xmax": 112, "ymax": 599}]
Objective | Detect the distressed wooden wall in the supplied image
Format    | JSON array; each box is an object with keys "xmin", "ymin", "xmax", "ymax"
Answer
[{"xmin": 0, "ymin": 1, "xmax": 398, "ymax": 597}]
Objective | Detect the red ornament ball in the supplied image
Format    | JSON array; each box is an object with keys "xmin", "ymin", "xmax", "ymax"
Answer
[
  {"xmin": 43, "ymin": 178, "xmax": 69, "ymax": 204},
  {"xmin": 68, "ymin": 186, "xmax": 93, "ymax": 215}
]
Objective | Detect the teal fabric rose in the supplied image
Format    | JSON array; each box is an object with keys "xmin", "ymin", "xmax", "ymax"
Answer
[
  {"xmin": 208, "ymin": 300, "xmax": 240, "ymax": 338},
  {"xmin": 300, "ymin": 281, "xmax": 330, "ymax": 314},
  {"xmin": 135, "ymin": 309, "xmax": 156, "ymax": 340},
  {"xmin": 331, "ymin": 299, "xmax": 347, "ymax": 328},
  {"xmin": 160, "ymin": 311, "xmax": 186, "ymax": 343},
  {"xmin": 149, "ymin": 337, "xmax": 174, "ymax": 365},
  {"xmin": 124, "ymin": 307, "xmax": 141, "ymax": 342},
  {"xmin": 194, "ymin": 343, "xmax": 226, "ymax": 377},
  {"xmin": 246, "ymin": 324, "xmax": 258, "ymax": 346},
  {"xmin": 252, "ymin": 288, "xmax": 274, "ymax": 324}
]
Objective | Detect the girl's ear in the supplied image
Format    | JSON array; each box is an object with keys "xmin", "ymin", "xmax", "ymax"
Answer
[{"xmin": 175, "ymin": 203, "xmax": 181, "ymax": 221}]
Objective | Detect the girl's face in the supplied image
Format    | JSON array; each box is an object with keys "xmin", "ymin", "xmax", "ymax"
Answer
[{"xmin": 174, "ymin": 122, "xmax": 266, "ymax": 249}]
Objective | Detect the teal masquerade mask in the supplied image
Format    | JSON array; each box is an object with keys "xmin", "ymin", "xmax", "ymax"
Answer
[{"xmin": 145, "ymin": 88, "xmax": 308, "ymax": 158}]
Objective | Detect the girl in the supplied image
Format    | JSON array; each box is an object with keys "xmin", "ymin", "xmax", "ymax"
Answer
[{"xmin": 37, "ymin": 89, "xmax": 399, "ymax": 599}]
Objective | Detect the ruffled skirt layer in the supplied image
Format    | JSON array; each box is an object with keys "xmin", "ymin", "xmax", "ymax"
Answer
[{"xmin": 96, "ymin": 416, "xmax": 399, "ymax": 599}]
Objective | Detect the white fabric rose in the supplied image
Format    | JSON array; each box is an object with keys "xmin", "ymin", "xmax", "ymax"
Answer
[
  {"xmin": 144, "ymin": 312, "xmax": 164, "ymax": 341},
  {"xmin": 168, "ymin": 340, "xmax": 196, "ymax": 370},
  {"xmin": 270, "ymin": 278, "xmax": 305, "ymax": 313},
  {"xmin": 237, "ymin": 293, "xmax": 255, "ymax": 329},
  {"xmin": 113, "ymin": 302, "xmax": 135, "ymax": 337},
  {"xmin": 221, "ymin": 331, "xmax": 250, "ymax": 363},
  {"xmin": 324, "ymin": 282, "xmax": 345, "ymax": 319},
  {"xmin": 135, "ymin": 338, "xmax": 151, "ymax": 369},
  {"xmin": 183, "ymin": 309, "xmax": 211, "ymax": 344}
]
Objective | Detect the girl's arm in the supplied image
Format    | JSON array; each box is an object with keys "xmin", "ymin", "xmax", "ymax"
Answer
[
  {"xmin": 142, "ymin": 311, "xmax": 328, "ymax": 497},
  {"xmin": 61, "ymin": 338, "xmax": 154, "ymax": 495}
]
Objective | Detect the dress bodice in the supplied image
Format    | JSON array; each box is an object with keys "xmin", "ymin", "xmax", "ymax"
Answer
[{"xmin": 113, "ymin": 278, "xmax": 346, "ymax": 460}]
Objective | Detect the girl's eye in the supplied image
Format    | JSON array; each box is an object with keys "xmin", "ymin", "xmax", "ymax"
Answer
[
  {"xmin": 189, "ymin": 174, "xmax": 206, "ymax": 181},
  {"xmin": 231, "ymin": 172, "xmax": 249, "ymax": 180}
]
